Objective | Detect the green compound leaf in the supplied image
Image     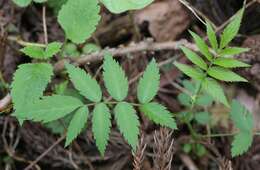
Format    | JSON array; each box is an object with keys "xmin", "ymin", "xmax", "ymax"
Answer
[
  {"xmin": 21, "ymin": 42, "xmax": 62, "ymax": 59},
  {"xmin": 16, "ymin": 95, "xmax": 83, "ymax": 123},
  {"xmin": 92, "ymin": 103, "xmax": 111, "ymax": 156},
  {"xmin": 65, "ymin": 63, "xmax": 102, "ymax": 102},
  {"xmin": 206, "ymin": 21, "xmax": 218, "ymax": 50},
  {"xmin": 137, "ymin": 59, "xmax": 160, "ymax": 103},
  {"xmin": 189, "ymin": 31, "xmax": 213, "ymax": 61},
  {"xmin": 58, "ymin": 0, "xmax": 101, "ymax": 44},
  {"xmin": 180, "ymin": 46, "xmax": 207, "ymax": 70},
  {"xmin": 65, "ymin": 106, "xmax": 88, "ymax": 147},
  {"xmin": 220, "ymin": 8, "xmax": 244, "ymax": 49},
  {"xmin": 45, "ymin": 42, "xmax": 62, "ymax": 58},
  {"xmin": 213, "ymin": 58, "xmax": 250, "ymax": 68},
  {"xmin": 101, "ymin": 0, "xmax": 153, "ymax": 14},
  {"xmin": 230, "ymin": 100, "xmax": 253, "ymax": 132},
  {"xmin": 202, "ymin": 78, "xmax": 229, "ymax": 107},
  {"xmin": 11, "ymin": 63, "xmax": 53, "ymax": 116},
  {"xmin": 219, "ymin": 47, "xmax": 250, "ymax": 57},
  {"xmin": 140, "ymin": 102, "xmax": 177, "ymax": 129},
  {"xmin": 103, "ymin": 54, "xmax": 128, "ymax": 101},
  {"xmin": 231, "ymin": 131, "xmax": 253, "ymax": 157},
  {"xmin": 174, "ymin": 62, "xmax": 204, "ymax": 80},
  {"xmin": 114, "ymin": 102, "xmax": 140, "ymax": 151},
  {"xmin": 208, "ymin": 66, "xmax": 247, "ymax": 82}
]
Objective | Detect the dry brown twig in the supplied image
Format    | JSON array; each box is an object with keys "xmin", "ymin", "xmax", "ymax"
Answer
[
  {"xmin": 54, "ymin": 39, "xmax": 197, "ymax": 72},
  {"xmin": 153, "ymin": 128, "xmax": 174, "ymax": 170},
  {"xmin": 133, "ymin": 134, "xmax": 147, "ymax": 170},
  {"xmin": 24, "ymin": 134, "xmax": 66, "ymax": 170},
  {"xmin": 0, "ymin": 93, "xmax": 11, "ymax": 112},
  {"xmin": 179, "ymin": 154, "xmax": 199, "ymax": 170},
  {"xmin": 42, "ymin": 5, "xmax": 48, "ymax": 45}
]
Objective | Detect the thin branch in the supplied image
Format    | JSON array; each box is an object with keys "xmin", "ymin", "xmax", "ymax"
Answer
[
  {"xmin": 0, "ymin": 93, "xmax": 11, "ymax": 112},
  {"xmin": 7, "ymin": 36, "xmax": 46, "ymax": 47},
  {"xmin": 178, "ymin": 0, "xmax": 208, "ymax": 26},
  {"xmin": 24, "ymin": 134, "xmax": 66, "ymax": 170},
  {"xmin": 42, "ymin": 5, "xmax": 48, "ymax": 45},
  {"xmin": 54, "ymin": 39, "xmax": 197, "ymax": 72}
]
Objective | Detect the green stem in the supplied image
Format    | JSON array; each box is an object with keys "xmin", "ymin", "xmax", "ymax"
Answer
[
  {"xmin": 7, "ymin": 36, "xmax": 46, "ymax": 48},
  {"xmin": 188, "ymin": 55, "xmax": 218, "ymax": 138}
]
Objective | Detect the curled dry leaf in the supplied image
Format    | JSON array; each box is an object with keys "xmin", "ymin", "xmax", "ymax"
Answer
[{"xmin": 134, "ymin": 0, "xmax": 190, "ymax": 41}]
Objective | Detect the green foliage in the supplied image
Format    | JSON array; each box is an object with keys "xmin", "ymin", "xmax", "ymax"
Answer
[
  {"xmin": 58, "ymin": 0, "xmax": 101, "ymax": 44},
  {"xmin": 231, "ymin": 132, "xmax": 253, "ymax": 157},
  {"xmin": 230, "ymin": 100, "xmax": 253, "ymax": 157},
  {"xmin": 9, "ymin": 0, "xmax": 182, "ymax": 157},
  {"xmin": 194, "ymin": 112, "xmax": 210, "ymax": 125},
  {"xmin": 230, "ymin": 100, "xmax": 253, "ymax": 132},
  {"xmin": 206, "ymin": 21, "xmax": 218, "ymax": 50},
  {"xmin": 44, "ymin": 114, "xmax": 72, "ymax": 135},
  {"xmin": 11, "ymin": 63, "xmax": 53, "ymax": 116},
  {"xmin": 177, "ymin": 80, "xmax": 213, "ymax": 107},
  {"xmin": 114, "ymin": 102, "xmax": 140, "ymax": 151},
  {"xmin": 175, "ymin": 8, "xmax": 254, "ymax": 157},
  {"xmin": 20, "ymin": 42, "xmax": 62, "ymax": 59},
  {"xmin": 103, "ymin": 54, "xmax": 128, "ymax": 101},
  {"xmin": 20, "ymin": 46, "xmax": 44, "ymax": 59},
  {"xmin": 92, "ymin": 103, "xmax": 111, "ymax": 156},
  {"xmin": 47, "ymin": 0, "xmax": 67, "ymax": 14},
  {"xmin": 201, "ymin": 78, "xmax": 229, "ymax": 107},
  {"xmin": 220, "ymin": 9, "xmax": 244, "ymax": 48},
  {"xmin": 219, "ymin": 47, "xmax": 249, "ymax": 56},
  {"xmin": 194, "ymin": 143, "xmax": 207, "ymax": 157},
  {"xmin": 213, "ymin": 58, "xmax": 250, "ymax": 68},
  {"xmin": 140, "ymin": 102, "xmax": 176, "ymax": 129},
  {"xmin": 208, "ymin": 66, "xmax": 247, "ymax": 82},
  {"xmin": 16, "ymin": 95, "xmax": 83, "ymax": 123},
  {"xmin": 62, "ymin": 43, "xmax": 80, "ymax": 57},
  {"xmin": 174, "ymin": 62, "xmax": 204, "ymax": 80},
  {"xmin": 65, "ymin": 106, "xmax": 88, "ymax": 146},
  {"xmin": 65, "ymin": 63, "xmax": 102, "ymax": 102},
  {"xmin": 45, "ymin": 42, "xmax": 63, "ymax": 58},
  {"xmin": 180, "ymin": 46, "xmax": 207, "ymax": 70},
  {"xmin": 137, "ymin": 59, "xmax": 160, "ymax": 103},
  {"xmin": 82, "ymin": 43, "xmax": 100, "ymax": 54},
  {"xmin": 10, "ymin": 0, "xmax": 255, "ymax": 158},
  {"xmin": 189, "ymin": 31, "xmax": 213, "ymax": 61},
  {"xmin": 178, "ymin": 93, "xmax": 191, "ymax": 106},
  {"xmin": 100, "ymin": 0, "xmax": 153, "ymax": 14}
]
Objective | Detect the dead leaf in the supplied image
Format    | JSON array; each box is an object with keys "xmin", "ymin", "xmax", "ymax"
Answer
[{"xmin": 134, "ymin": 0, "xmax": 190, "ymax": 41}]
